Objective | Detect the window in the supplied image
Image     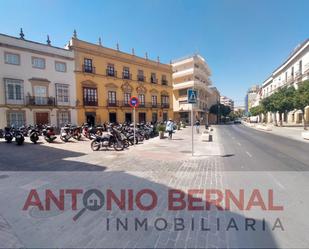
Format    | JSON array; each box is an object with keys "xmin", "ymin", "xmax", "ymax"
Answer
[
  {"xmin": 32, "ymin": 57, "xmax": 45, "ymax": 69},
  {"xmin": 138, "ymin": 70, "xmax": 144, "ymax": 81},
  {"xmin": 83, "ymin": 87, "xmax": 97, "ymax": 106},
  {"xmin": 58, "ymin": 111, "xmax": 70, "ymax": 127},
  {"xmin": 108, "ymin": 91, "xmax": 116, "ymax": 105},
  {"xmin": 7, "ymin": 111, "xmax": 25, "ymax": 128},
  {"xmin": 151, "ymin": 95, "xmax": 157, "ymax": 106},
  {"xmin": 161, "ymin": 95, "xmax": 169, "ymax": 104},
  {"xmin": 151, "ymin": 73, "xmax": 157, "ymax": 83},
  {"xmin": 291, "ymin": 67, "xmax": 294, "ymax": 76},
  {"xmin": 56, "ymin": 84, "xmax": 69, "ymax": 105},
  {"xmin": 123, "ymin": 67, "xmax": 130, "ymax": 79},
  {"xmin": 152, "ymin": 113, "xmax": 158, "ymax": 123},
  {"xmin": 4, "ymin": 79, "xmax": 24, "ymax": 105},
  {"xmin": 178, "ymin": 89, "xmax": 188, "ymax": 96},
  {"xmin": 5, "ymin": 52, "xmax": 20, "ymax": 65},
  {"xmin": 138, "ymin": 94, "xmax": 145, "ymax": 106},
  {"xmin": 124, "ymin": 93, "xmax": 131, "ymax": 105},
  {"xmin": 55, "ymin": 61, "xmax": 67, "ymax": 72},
  {"xmin": 162, "ymin": 75, "xmax": 168, "ymax": 85},
  {"xmin": 83, "ymin": 58, "xmax": 93, "ymax": 73},
  {"xmin": 107, "ymin": 64, "xmax": 116, "ymax": 76},
  {"xmin": 299, "ymin": 60, "xmax": 302, "ymax": 73}
]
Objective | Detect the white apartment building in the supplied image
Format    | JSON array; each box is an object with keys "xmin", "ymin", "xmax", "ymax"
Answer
[
  {"xmin": 261, "ymin": 39, "xmax": 309, "ymax": 124},
  {"xmin": 220, "ymin": 95, "xmax": 234, "ymax": 111},
  {"xmin": 172, "ymin": 54, "xmax": 213, "ymax": 124},
  {"xmin": 0, "ymin": 32, "xmax": 77, "ymax": 128}
]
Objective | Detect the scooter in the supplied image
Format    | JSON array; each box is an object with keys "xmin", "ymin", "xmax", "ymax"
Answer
[
  {"xmin": 91, "ymin": 126, "xmax": 124, "ymax": 151},
  {"xmin": 29, "ymin": 126, "xmax": 39, "ymax": 144},
  {"xmin": 14, "ymin": 128, "xmax": 25, "ymax": 145},
  {"xmin": 4, "ymin": 127, "xmax": 13, "ymax": 143},
  {"xmin": 60, "ymin": 124, "xmax": 72, "ymax": 142},
  {"xmin": 42, "ymin": 126, "xmax": 57, "ymax": 143}
]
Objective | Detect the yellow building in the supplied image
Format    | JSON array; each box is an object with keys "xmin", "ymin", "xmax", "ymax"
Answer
[{"xmin": 68, "ymin": 35, "xmax": 173, "ymax": 125}]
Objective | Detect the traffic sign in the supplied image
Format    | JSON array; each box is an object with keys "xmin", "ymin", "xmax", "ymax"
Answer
[
  {"xmin": 187, "ymin": 89, "xmax": 197, "ymax": 104},
  {"xmin": 129, "ymin": 96, "xmax": 139, "ymax": 108}
]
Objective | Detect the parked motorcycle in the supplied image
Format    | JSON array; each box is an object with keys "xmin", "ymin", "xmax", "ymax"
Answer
[
  {"xmin": 60, "ymin": 124, "xmax": 72, "ymax": 142},
  {"xmin": 14, "ymin": 128, "xmax": 25, "ymax": 145},
  {"xmin": 70, "ymin": 125, "xmax": 82, "ymax": 141},
  {"xmin": 91, "ymin": 126, "xmax": 124, "ymax": 151},
  {"xmin": 42, "ymin": 126, "xmax": 57, "ymax": 143},
  {"xmin": 29, "ymin": 126, "xmax": 39, "ymax": 144},
  {"xmin": 4, "ymin": 127, "xmax": 13, "ymax": 143}
]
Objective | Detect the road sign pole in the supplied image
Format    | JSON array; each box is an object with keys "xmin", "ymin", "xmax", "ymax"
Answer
[
  {"xmin": 133, "ymin": 107, "xmax": 136, "ymax": 146},
  {"xmin": 191, "ymin": 105, "xmax": 194, "ymax": 156}
]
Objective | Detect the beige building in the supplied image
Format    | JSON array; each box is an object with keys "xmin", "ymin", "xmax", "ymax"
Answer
[
  {"xmin": 172, "ymin": 54, "xmax": 214, "ymax": 124},
  {"xmin": 220, "ymin": 95, "xmax": 234, "ymax": 111}
]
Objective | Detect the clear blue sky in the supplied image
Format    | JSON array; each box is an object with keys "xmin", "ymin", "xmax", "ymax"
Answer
[{"xmin": 0, "ymin": 0, "xmax": 308, "ymax": 106}]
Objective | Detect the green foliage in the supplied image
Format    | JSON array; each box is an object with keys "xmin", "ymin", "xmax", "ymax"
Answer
[
  {"xmin": 156, "ymin": 124, "xmax": 166, "ymax": 132},
  {"xmin": 250, "ymin": 105, "xmax": 264, "ymax": 116},
  {"xmin": 209, "ymin": 103, "xmax": 232, "ymax": 117},
  {"xmin": 293, "ymin": 80, "xmax": 309, "ymax": 112}
]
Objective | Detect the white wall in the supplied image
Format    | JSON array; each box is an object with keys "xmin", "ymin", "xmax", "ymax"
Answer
[{"xmin": 0, "ymin": 34, "xmax": 77, "ymax": 127}]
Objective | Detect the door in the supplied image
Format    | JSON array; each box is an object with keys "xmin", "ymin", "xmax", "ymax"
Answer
[
  {"xmin": 34, "ymin": 86, "xmax": 47, "ymax": 105},
  {"xmin": 125, "ymin": 113, "xmax": 132, "ymax": 123},
  {"xmin": 109, "ymin": 112, "xmax": 117, "ymax": 123},
  {"xmin": 152, "ymin": 113, "xmax": 158, "ymax": 124},
  {"xmin": 163, "ymin": 112, "xmax": 168, "ymax": 122},
  {"xmin": 86, "ymin": 113, "xmax": 96, "ymax": 126},
  {"xmin": 138, "ymin": 112, "xmax": 146, "ymax": 123},
  {"xmin": 35, "ymin": 112, "xmax": 49, "ymax": 125}
]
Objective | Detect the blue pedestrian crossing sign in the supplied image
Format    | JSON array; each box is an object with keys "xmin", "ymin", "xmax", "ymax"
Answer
[{"xmin": 187, "ymin": 89, "xmax": 197, "ymax": 104}]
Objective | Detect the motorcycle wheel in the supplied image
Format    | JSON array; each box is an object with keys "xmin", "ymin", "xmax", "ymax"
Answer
[
  {"xmin": 144, "ymin": 134, "xmax": 150, "ymax": 140},
  {"xmin": 123, "ymin": 140, "xmax": 130, "ymax": 148},
  {"xmin": 91, "ymin": 140, "xmax": 101, "ymax": 151},
  {"xmin": 60, "ymin": 136, "xmax": 68, "ymax": 142},
  {"xmin": 113, "ymin": 141, "xmax": 124, "ymax": 151}
]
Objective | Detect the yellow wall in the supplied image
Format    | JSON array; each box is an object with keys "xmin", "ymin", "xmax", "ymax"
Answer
[{"xmin": 70, "ymin": 38, "xmax": 173, "ymax": 125}]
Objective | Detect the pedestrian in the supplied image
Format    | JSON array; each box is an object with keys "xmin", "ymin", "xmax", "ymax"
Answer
[
  {"xmin": 195, "ymin": 120, "xmax": 200, "ymax": 134},
  {"xmin": 166, "ymin": 118, "xmax": 174, "ymax": 140}
]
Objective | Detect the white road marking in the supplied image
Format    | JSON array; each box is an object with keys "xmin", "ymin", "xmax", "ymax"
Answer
[{"xmin": 246, "ymin": 151, "xmax": 253, "ymax": 158}]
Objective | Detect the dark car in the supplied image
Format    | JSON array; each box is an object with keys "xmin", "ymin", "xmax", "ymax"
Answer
[{"xmin": 234, "ymin": 119, "xmax": 242, "ymax": 124}]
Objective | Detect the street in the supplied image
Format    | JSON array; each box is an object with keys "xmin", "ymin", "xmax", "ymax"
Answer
[{"xmin": 0, "ymin": 125, "xmax": 309, "ymax": 248}]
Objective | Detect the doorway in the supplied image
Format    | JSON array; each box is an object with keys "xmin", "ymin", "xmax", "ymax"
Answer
[
  {"xmin": 86, "ymin": 112, "xmax": 96, "ymax": 126},
  {"xmin": 109, "ymin": 112, "xmax": 117, "ymax": 123},
  {"xmin": 35, "ymin": 112, "xmax": 49, "ymax": 125},
  {"xmin": 138, "ymin": 112, "xmax": 146, "ymax": 123},
  {"xmin": 125, "ymin": 113, "xmax": 132, "ymax": 123}
]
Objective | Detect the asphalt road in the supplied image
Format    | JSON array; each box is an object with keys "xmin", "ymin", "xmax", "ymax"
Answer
[{"xmin": 217, "ymin": 124, "xmax": 309, "ymax": 171}]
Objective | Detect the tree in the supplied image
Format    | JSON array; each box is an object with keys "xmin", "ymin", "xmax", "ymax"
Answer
[
  {"xmin": 209, "ymin": 104, "xmax": 232, "ymax": 123},
  {"xmin": 271, "ymin": 86, "xmax": 296, "ymax": 126},
  {"xmin": 294, "ymin": 80, "xmax": 309, "ymax": 130}
]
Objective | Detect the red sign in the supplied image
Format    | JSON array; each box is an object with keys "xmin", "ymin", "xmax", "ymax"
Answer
[{"xmin": 129, "ymin": 96, "xmax": 139, "ymax": 108}]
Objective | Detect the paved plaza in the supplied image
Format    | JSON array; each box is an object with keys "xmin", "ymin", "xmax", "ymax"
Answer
[{"xmin": 0, "ymin": 125, "xmax": 309, "ymax": 248}]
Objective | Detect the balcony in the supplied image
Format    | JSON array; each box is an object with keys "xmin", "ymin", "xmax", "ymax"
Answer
[
  {"xmin": 83, "ymin": 99, "xmax": 98, "ymax": 106},
  {"xmin": 151, "ymin": 103, "xmax": 158, "ymax": 108},
  {"xmin": 26, "ymin": 96, "xmax": 55, "ymax": 106},
  {"xmin": 107, "ymin": 100, "xmax": 120, "ymax": 107},
  {"xmin": 161, "ymin": 103, "xmax": 170, "ymax": 108},
  {"xmin": 122, "ymin": 72, "xmax": 132, "ymax": 80},
  {"xmin": 106, "ymin": 69, "xmax": 117, "ymax": 77},
  {"xmin": 295, "ymin": 71, "xmax": 302, "ymax": 79},
  {"xmin": 151, "ymin": 78, "xmax": 158, "ymax": 84},
  {"xmin": 137, "ymin": 75, "xmax": 145, "ymax": 82},
  {"xmin": 82, "ymin": 65, "xmax": 96, "ymax": 74},
  {"xmin": 162, "ymin": 79, "xmax": 168, "ymax": 85},
  {"xmin": 305, "ymin": 63, "xmax": 309, "ymax": 74}
]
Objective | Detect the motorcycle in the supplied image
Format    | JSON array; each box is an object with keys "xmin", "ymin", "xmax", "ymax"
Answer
[
  {"xmin": 70, "ymin": 125, "xmax": 82, "ymax": 141},
  {"xmin": 14, "ymin": 128, "xmax": 25, "ymax": 145},
  {"xmin": 42, "ymin": 126, "xmax": 57, "ymax": 143},
  {"xmin": 91, "ymin": 126, "xmax": 124, "ymax": 151},
  {"xmin": 60, "ymin": 124, "xmax": 72, "ymax": 142},
  {"xmin": 4, "ymin": 127, "xmax": 13, "ymax": 143},
  {"xmin": 29, "ymin": 126, "xmax": 39, "ymax": 144}
]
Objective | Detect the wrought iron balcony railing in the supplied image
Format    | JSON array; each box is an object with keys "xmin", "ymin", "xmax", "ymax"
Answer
[
  {"xmin": 26, "ymin": 96, "xmax": 55, "ymax": 106},
  {"xmin": 83, "ymin": 99, "xmax": 98, "ymax": 106},
  {"xmin": 137, "ymin": 75, "xmax": 145, "ymax": 82},
  {"xmin": 122, "ymin": 72, "xmax": 132, "ymax": 80},
  {"xmin": 82, "ymin": 65, "xmax": 96, "ymax": 74},
  {"xmin": 106, "ymin": 69, "xmax": 117, "ymax": 77}
]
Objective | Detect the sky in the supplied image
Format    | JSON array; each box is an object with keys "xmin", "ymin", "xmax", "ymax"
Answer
[{"xmin": 0, "ymin": 0, "xmax": 308, "ymax": 106}]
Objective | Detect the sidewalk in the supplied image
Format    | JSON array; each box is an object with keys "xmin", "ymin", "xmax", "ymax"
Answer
[{"xmin": 243, "ymin": 122, "xmax": 309, "ymax": 143}]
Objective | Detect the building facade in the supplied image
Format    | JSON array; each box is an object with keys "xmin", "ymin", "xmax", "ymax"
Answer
[
  {"xmin": 68, "ymin": 36, "xmax": 173, "ymax": 125},
  {"xmin": 220, "ymin": 95, "xmax": 234, "ymax": 111},
  {"xmin": 0, "ymin": 32, "xmax": 77, "ymax": 128},
  {"xmin": 260, "ymin": 39, "xmax": 309, "ymax": 124},
  {"xmin": 172, "ymin": 54, "xmax": 213, "ymax": 124},
  {"xmin": 245, "ymin": 85, "xmax": 260, "ymax": 113}
]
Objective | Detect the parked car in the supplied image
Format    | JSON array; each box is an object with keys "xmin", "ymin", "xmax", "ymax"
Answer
[{"xmin": 234, "ymin": 119, "xmax": 242, "ymax": 124}]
